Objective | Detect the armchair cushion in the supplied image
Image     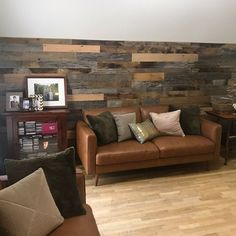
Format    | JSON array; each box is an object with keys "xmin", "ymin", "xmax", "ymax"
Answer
[
  {"xmin": 0, "ymin": 168, "xmax": 64, "ymax": 236},
  {"xmin": 4, "ymin": 147, "xmax": 85, "ymax": 218}
]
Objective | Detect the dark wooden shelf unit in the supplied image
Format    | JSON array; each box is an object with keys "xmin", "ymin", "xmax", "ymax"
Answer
[{"xmin": 4, "ymin": 109, "xmax": 69, "ymax": 159}]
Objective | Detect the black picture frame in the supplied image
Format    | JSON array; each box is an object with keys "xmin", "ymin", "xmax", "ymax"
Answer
[
  {"xmin": 22, "ymin": 98, "xmax": 30, "ymax": 111},
  {"xmin": 6, "ymin": 92, "xmax": 23, "ymax": 111}
]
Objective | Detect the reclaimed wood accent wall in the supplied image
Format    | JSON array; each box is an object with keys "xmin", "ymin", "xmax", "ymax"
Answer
[{"xmin": 0, "ymin": 37, "xmax": 236, "ymax": 152}]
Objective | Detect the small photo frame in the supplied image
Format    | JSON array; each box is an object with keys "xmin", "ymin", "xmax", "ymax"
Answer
[
  {"xmin": 26, "ymin": 76, "xmax": 67, "ymax": 108},
  {"xmin": 22, "ymin": 98, "xmax": 30, "ymax": 111},
  {"xmin": 6, "ymin": 92, "xmax": 23, "ymax": 111}
]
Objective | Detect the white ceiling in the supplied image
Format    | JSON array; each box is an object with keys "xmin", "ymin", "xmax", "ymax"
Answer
[{"xmin": 0, "ymin": 0, "xmax": 236, "ymax": 43}]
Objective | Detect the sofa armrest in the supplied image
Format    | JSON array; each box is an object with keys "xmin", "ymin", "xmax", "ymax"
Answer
[
  {"xmin": 76, "ymin": 169, "xmax": 86, "ymax": 204},
  {"xmin": 201, "ymin": 118, "xmax": 222, "ymax": 156},
  {"xmin": 0, "ymin": 180, "xmax": 3, "ymax": 190},
  {"xmin": 76, "ymin": 121, "xmax": 97, "ymax": 175},
  {"xmin": 0, "ymin": 175, "xmax": 8, "ymax": 190}
]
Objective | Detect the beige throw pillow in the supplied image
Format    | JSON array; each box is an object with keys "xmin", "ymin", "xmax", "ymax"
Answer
[
  {"xmin": 150, "ymin": 110, "xmax": 185, "ymax": 136},
  {"xmin": 113, "ymin": 112, "xmax": 136, "ymax": 142},
  {"xmin": 0, "ymin": 168, "xmax": 64, "ymax": 236}
]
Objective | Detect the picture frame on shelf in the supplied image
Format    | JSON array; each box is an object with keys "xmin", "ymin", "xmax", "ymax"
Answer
[
  {"xmin": 22, "ymin": 98, "xmax": 30, "ymax": 111},
  {"xmin": 6, "ymin": 92, "xmax": 23, "ymax": 111},
  {"xmin": 26, "ymin": 76, "xmax": 67, "ymax": 108}
]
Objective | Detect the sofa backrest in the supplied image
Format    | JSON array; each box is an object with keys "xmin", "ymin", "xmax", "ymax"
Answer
[
  {"xmin": 83, "ymin": 106, "xmax": 142, "ymax": 124},
  {"xmin": 140, "ymin": 105, "xmax": 169, "ymax": 121}
]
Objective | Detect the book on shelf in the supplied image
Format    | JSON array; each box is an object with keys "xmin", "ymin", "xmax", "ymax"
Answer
[
  {"xmin": 25, "ymin": 121, "xmax": 36, "ymax": 135},
  {"xmin": 36, "ymin": 122, "xmax": 43, "ymax": 134},
  {"xmin": 18, "ymin": 121, "xmax": 25, "ymax": 135}
]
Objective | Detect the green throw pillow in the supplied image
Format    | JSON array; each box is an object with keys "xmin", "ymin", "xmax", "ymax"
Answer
[
  {"xmin": 4, "ymin": 147, "xmax": 86, "ymax": 218},
  {"xmin": 129, "ymin": 119, "xmax": 160, "ymax": 144},
  {"xmin": 87, "ymin": 111, "xmax": 118, "ymax": 146},
  {"xmin": 170, "ymin": 105, "xmax": 201, "ymax": 135}
]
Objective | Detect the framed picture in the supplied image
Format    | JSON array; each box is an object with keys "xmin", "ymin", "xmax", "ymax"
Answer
[
  {"xmin": 26, "ymin": 76, "xmax": 67, "ymax": 108},
  {"xmin": 6, "ymin": 92, "xmax": 23, "ymax": 111},
  {"xmin": 22, "ymin": 98, "xmax": 30, "ymax": 111}
]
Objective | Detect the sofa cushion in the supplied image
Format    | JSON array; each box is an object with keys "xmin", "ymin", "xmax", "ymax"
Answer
[
  {"xmin": 49, "ymin": 204, "xmax": 100, "ymax": 236},
  {"xmin": 5, "ymin": 147, "xmax": 86, "ymax": 218},
  {"xmin": 129, "ymin": 119, "xmax": 160, "ymax": 144},
  {"xmin": 0, "ymin": 168, "xmax": 64, "ymax": 236},
  {"xmin": 152, "ymin": 136, "xmax": 215, "ymax": 158},
  {"xmin": 87, "ymin": 111, "xmax": 118, "ymax": 146},
  {"xmin": 140, "ymin": 105, "xmax": 169, "ymax": 121},
  {"xmin": 170, "ymin": 105, "xmax": 201, "ymax": 135},
  {"xmin": 96, "ymin": 140, "xmax": 159, "ymax": 165},
  {"xmin": 150, "ymin": 110, "xmax": 185, "ymax": 136},
  {"xmin": 113, "ymin": 112, "xmax": 136, "ymax": 142}
]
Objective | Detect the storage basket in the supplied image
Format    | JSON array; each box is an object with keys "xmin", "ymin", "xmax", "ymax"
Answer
[{"xmin": 211, "ymin": 96, "xmax": 234, "ymax": 114}]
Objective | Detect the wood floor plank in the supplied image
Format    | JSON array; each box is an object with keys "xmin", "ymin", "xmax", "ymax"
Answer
[{"xmin": 85, "ymin": 158, "xmax": 236, "ymax": 235}]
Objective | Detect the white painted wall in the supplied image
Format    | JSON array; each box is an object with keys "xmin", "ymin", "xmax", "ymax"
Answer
[{"xmin": 0, "ymin": 0, "xmax": 236, "ymax": 43}]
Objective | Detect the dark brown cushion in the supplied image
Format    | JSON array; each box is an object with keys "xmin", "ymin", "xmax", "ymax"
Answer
[
  {"xmin": 87, "ymin": 111, "xmax": 118, "ymax": 146},
  {"xmin": 4, "ymin": 147, "xmax": 86, "ymax": 218},
  {"xmin": 170, "ymin": 105, "xmax": 201, "ymax": 135}
]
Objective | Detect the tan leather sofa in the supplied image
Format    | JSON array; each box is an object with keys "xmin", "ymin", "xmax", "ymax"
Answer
[
  {"xmin": 76, "ymin": 105, "xmax": 222, "ymax": 185},
  {"xmin": 0, "ymin": 171, "xmax": 100, "ymax": 236}
]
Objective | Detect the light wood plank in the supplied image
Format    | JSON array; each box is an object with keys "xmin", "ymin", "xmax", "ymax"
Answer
[
  {"xmin": 43, "ymin": 44, "xmax": 101, "ymax": 53},
  {"xmin": 67, "ymin": 94, "xmax": 104, "ymax": 102},
  {"xmin": 222, "ymin": 44, "xmax": 236, "ymax": 49},
  {"xmin": 133, "ymin": 72, "xmax": 164, "ymax": 81},
  {"xmin": 132, "ymin": 53, "xmax": 198, "ymax": 62},
  {"xmin": 159, "ymin": 96, "xmax": 210, "ymax": 105}
]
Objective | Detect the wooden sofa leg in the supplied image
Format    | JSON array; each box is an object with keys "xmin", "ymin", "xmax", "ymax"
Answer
[
  {"xmin": 95, "ymin": 175, "xmax": 99, "ymax": 186},
  {"xmin": 206, "ymin": 161, "xmax": 210, "ymax": 171}
]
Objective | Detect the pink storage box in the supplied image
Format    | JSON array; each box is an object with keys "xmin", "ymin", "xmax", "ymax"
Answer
[{"xmin": 42, "ymin": 122, "xmax": 58, "ymax": 134}]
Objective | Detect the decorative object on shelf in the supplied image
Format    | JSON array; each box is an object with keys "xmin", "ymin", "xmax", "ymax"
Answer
[
  {"xmin": 6, "ymin": 92, "xmax": 23, "ymax": 111},
  {"xmin": 26, "ymin": 76, "xmax": 67, "ymax": 108},
  {"xmin": 29, "ymin": 94, "xmax": 44, "ymax": 111},
  {"xmin": 22, "ymin": 98, "xmax": 30, "ymax": 111},
  {"xmin": 232, "ymin": 103, "xmax": 236, "ymax": 115},
  {"xmin": 29, "ymin": 95, "xmax": 36, "ymax": 111},
  {"xmin": 36, "ymin": 94, "xmax": 44, "ymax": 111},
  {"xmin": 211, "ymin": 95, "xmax": 234, "ymax": 114},
  {"xmin": 227, "ymin": 82, "xmax": 236, "ymax": 98}
]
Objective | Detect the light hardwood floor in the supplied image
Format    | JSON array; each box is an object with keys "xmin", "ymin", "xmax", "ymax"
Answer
[{"xmin": 85, "ymin": 156, "xmax": 236, "ymax": 236}]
